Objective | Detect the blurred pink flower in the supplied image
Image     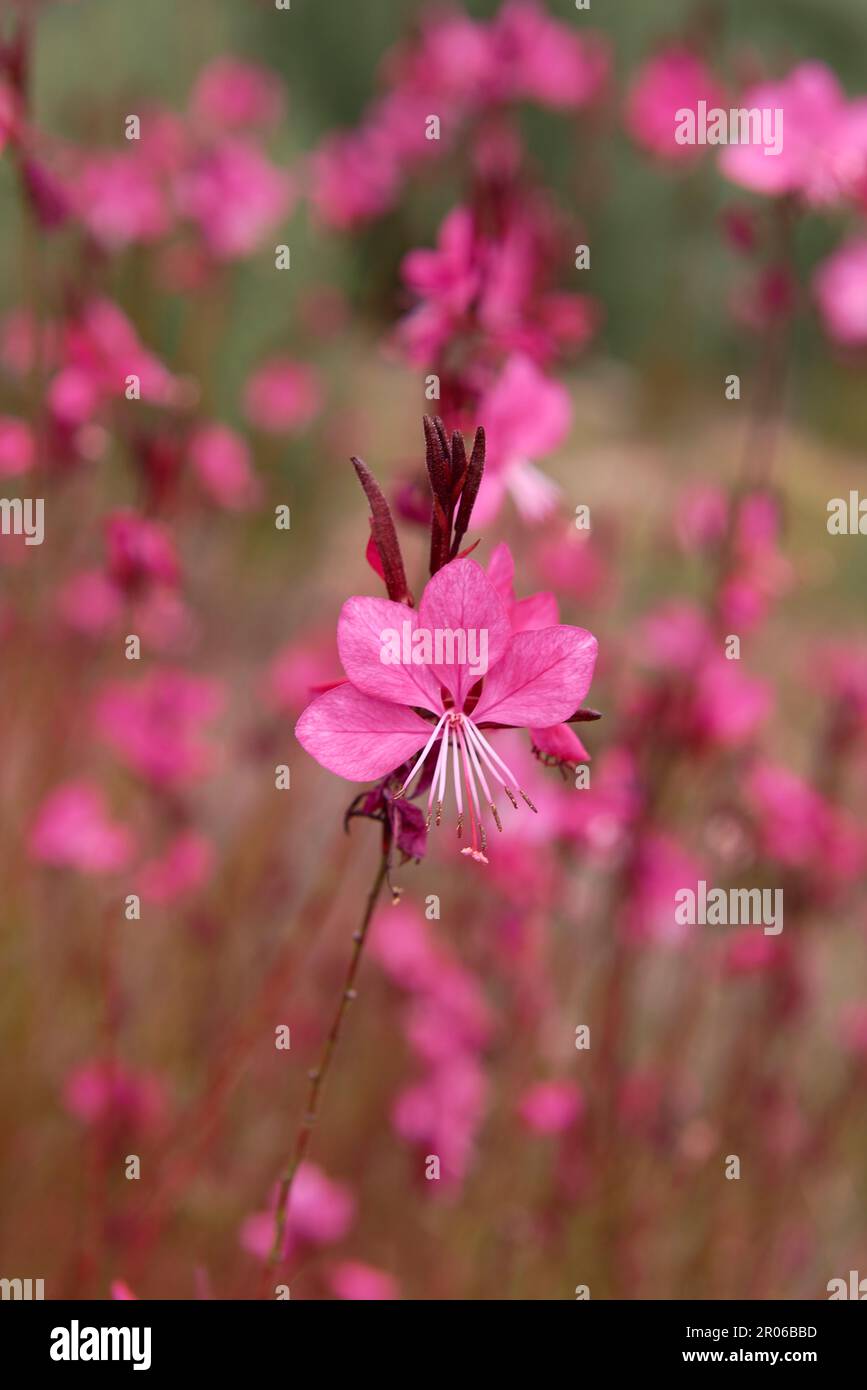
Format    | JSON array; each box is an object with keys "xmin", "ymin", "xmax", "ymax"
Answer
[
  {"xmin": 105, "ymin": 509, "xmax": 180, "ymax": 591},
  {"xmin": 240, "ymin": 1163, "xmax": 355, "ymax": 1262},
  {"xmin": 393, "ymin": 1055, "xmax": 489, "ymax": 1189},
  {"xmin": 176, "ymin": 138, "xmax": 294, "ymax": 259},
  {"xmin": 814, "ymin": 238, "xmax": 867, "ymax": 345},
  {"xmin": 28, "ymin": 782, "xmax": 134, "ymax": 873},
  {"xmin": 56, "ymin": 569, "xmax": 124, "ymax": 636},
  {"xmin": 674, "ymin": 483, "xmax": 728, "ymax": 552},
  {"xmin": 329, "ymin": 1261, "xmax": 399, "ymax": 1301},
  {"xmin": 265, "ymin": 636, "xmax": 342, "ymax": 715},
  {"xmin": 519, "ymin": 1079, "xmax": 584, "ymax": 1134},
  {"xmin": 296, "ymin": 556, "xmax": 597, "ymax": 863},
  {"xmin": 0, "ymin": 416, "xmax": 35, "ymax": 475},
  {"xmin": 474, "ymin": 355, "xmax": 570, "ymax": 523},
  {"xmin": 63, "ymin": 1061, "xmax": 165, "ymax": 1130},
  {"xmin": 624, "ymin": 831, "xmax": 705, "ymax": 946},
  {"xmin": 47, "ymin": 298, "xmax": 180, "ymax": 424},
  {"xmin": 748, "ymin": 761, "xmax": 864, "ymax": 884},
  {"xmin": 242, "ymin": 358, "xmax": 322, "ymax": 434},
  {"xmin": 309, "ymin": 130, "xmax": 400, "ymax": 229},
  {"xmin": 626, "ymin": 46, "xmax": 725, "ymax": 164},
  {"xmin": 75, "ymin": 152, "xmax": 170, "ymax": 250},
  {"xmin": 188, "ymin": 423, "xmax": 261, "ymax": 510},
  {"xmin": 190, "ymin": 58, "xmax": 285, "ymax": 132},
  {"xmin": 399, "ymin": 206, "xmax": 480, "ymax": 363},
  {"xmin": 370, "ymin": 902, "xmax": 440, "ymax": 992},
  {"xmin": 110, "ymin": 1281, "xmax": 138, "ymax": 1300},
  {"xmin": 138, "ymin": 831, "xmax": 215, "ymax": 905},
  {"xmin": 493, "ymin": 0, "xmax": 609, "ymax": 110},
  {"xmin": 724, "ymin": 930, "xmax": 785, "ymax": 976},
  {"xmin": 0, "ymin": 78, "xmax": 19, "ymax": 153},
  {"xmin": 719, "ymin": 62, "xmax": 867, "ymax": 205},
  {"xmin": 94, "ymin": 670, "xmax": 223, "ymax": 785}
]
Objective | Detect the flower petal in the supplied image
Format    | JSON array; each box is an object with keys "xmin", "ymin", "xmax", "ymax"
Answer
[
  {"xmin": 474, "ymin": 626, "xmax": 597, "ymax": 727},
  {"xmin": 512, "ymin": 590, "xmax": 559, "ymax": 632},
  {"xmin": 338, "ymin": 596, "xmax": 442, "ymax": 711},
  {"xmin": 295, "ymin": 684, "xmax": 432, "ymax": 781},
  {"xmin": 418, "ymin": 558, "xmax": 511, "ymax": 707},
  {"xmin": 530, "ymin": 722, "xmax": 590, "ymax": 763},
  {"xmin": 486, "ymin": 541, "xmax": 515, "ymax": 604}
]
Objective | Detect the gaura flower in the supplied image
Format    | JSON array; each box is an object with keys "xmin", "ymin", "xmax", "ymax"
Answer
[{"xmin": 294, "ymin": 422, "xmax": 600, "ymax": 861}]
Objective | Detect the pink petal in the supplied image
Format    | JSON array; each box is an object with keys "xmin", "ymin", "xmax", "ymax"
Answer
[
  {"xmin": 512, "ymin": 591, "xmax": 559, "ymax": 632},
  {"xmin": 530, "ymin": 722, "xmax": 590, "ymax": 763},
  {"xmin": 295, "ymin": 683, "xmax": 432, "ymax": 781},
  {"xmin": 486, "ymin": 541, "xmax": 515, "ymax": 604},
  {"xmin": 474, "ymin": 626, "xmax": 597, "ymax": 728},
  {"xmin": 338, "ymin": 596, "xmax": 442, "ymax": 711},
  {"xmin": 417, "ymin": 558, "xmax": 511, "ymax": 707}
]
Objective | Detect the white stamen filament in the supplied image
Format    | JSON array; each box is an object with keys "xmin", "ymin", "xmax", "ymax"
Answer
[{"xmin": 395, "ymin": 711, "xmax": 536, "ymax": 862}]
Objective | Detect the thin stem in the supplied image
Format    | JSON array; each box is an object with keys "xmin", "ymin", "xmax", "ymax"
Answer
[{"xmin": 265, "ymin": 849, "xmax": 390, "ymax": 1277}]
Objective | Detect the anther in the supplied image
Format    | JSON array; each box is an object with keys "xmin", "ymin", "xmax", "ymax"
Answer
[
  {"xmin": 504, "ymin": 787, "xmax": 519, "ymax": 809},
  {"xmin": 520, "ymin": 789, "xmax": 538, "ymax": 813},
  {"xmin": 490, "ymin": 802, "xmax": 503, "ymax": 832}
]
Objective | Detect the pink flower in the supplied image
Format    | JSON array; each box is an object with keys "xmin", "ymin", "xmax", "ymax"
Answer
[
  {"xmin": 0, "ymin": 416, "xmax": 35, "ymax": 475},
  {"xmin": 190, "ymin": 58, "xmax": 285, "ymax": 132},
  {"xmin": 94, "ymin": 670, "xmax": 223, "ymax": 786},
  {"xmin": 494, "ymin": 0, "xmax": 609, "ymax": 111},
  {"xmin": 48, "ymin": 298, "xmax": 180, "ymax": 423},
  {"xmin": 240, "ymin": 1164, "xmax": 354, "ymax": 1262},
  {"xmin": 0, "ymin": 78, "xmax": 19, "ymax": 154},
  {"xmin": 138, "ymin": 831, "xmax": 215, "ymax": 905},
  {"xmin": 56, "ymin": 570, "xmax": 124, "ymax": 636},
  {"xmin": 370, "ymin": 902, "xmax": 442, "ymax": 991},
  {"xmin": 518, "ymin": 1079, "xmax": 584, "ymax": 1134},
  {"xmin": 188, "ymin": 423, "xmax": 261, "ymax": 510},
  {"xmin": 814, "ymin": 238, "xmax": 867, "ymax": 345},
  {"xmin": 75, "ymin": 152, "xmax": 169, "ymax": 250},
  {"xmin": 399, "ymin": 206, "xmax": 480, "ymax": 363},
  {"xmin": 393, "ymin": 1055, "xmax": 489, "ymax": 1188},
  {"xmin": 624, "ymin": 832, "xmax": 705, "ymax": 946},
  {"xmin": 63, "ymin": 1061, "xmax": 165, "ymax": 1130},
  {"xmin": 748, "ymin": 761, "xmax": 864, "ymax": 884},
  {"xmin": 474, "ymin": 355, "xmax": 571, "ymax": 523},
  {"xmin": 719, "ymin": 62, "xmax": 867, "ymax": 205},
  {"xmin": 28, "ymin": 782, "xmax": 134, "ymax": 873},
  {"xmin": 626, "ymin": 47, "xmax": 725, "ymax": 164},
  {"xmin": 264, "ymin": 636, "xmax": 342, "ymax": 714},
  {"xmin": 110, "ymin": 1281, "xmax": 138, "ymax": 1300},
  {"xmin": 242, "ymin": 358, "xmax": 322, "ymax": 434},
  {"xmin": 330, "ymin": 1261, "xmax": 399, "ymax": 1301},
  {"xmin": 296, "ymin": 556, "xmax": 596, "ymax": 864},
  {"xmin": 105, "ymin": 509, "xmax": 180, "ymax": 590},
  {"xmin": 176, "ymin": 138, "xmax": 294, "ymax": 259}
]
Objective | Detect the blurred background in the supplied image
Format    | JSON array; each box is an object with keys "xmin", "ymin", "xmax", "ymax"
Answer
[{"xmin": 1, "ymin": 0, "xmax": 867, "ymax": 1300}]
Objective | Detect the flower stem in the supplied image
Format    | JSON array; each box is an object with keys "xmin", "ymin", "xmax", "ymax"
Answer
[{"xmin": 265, "ymin": 848, "xmax": 390, "ymax": 1277}]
